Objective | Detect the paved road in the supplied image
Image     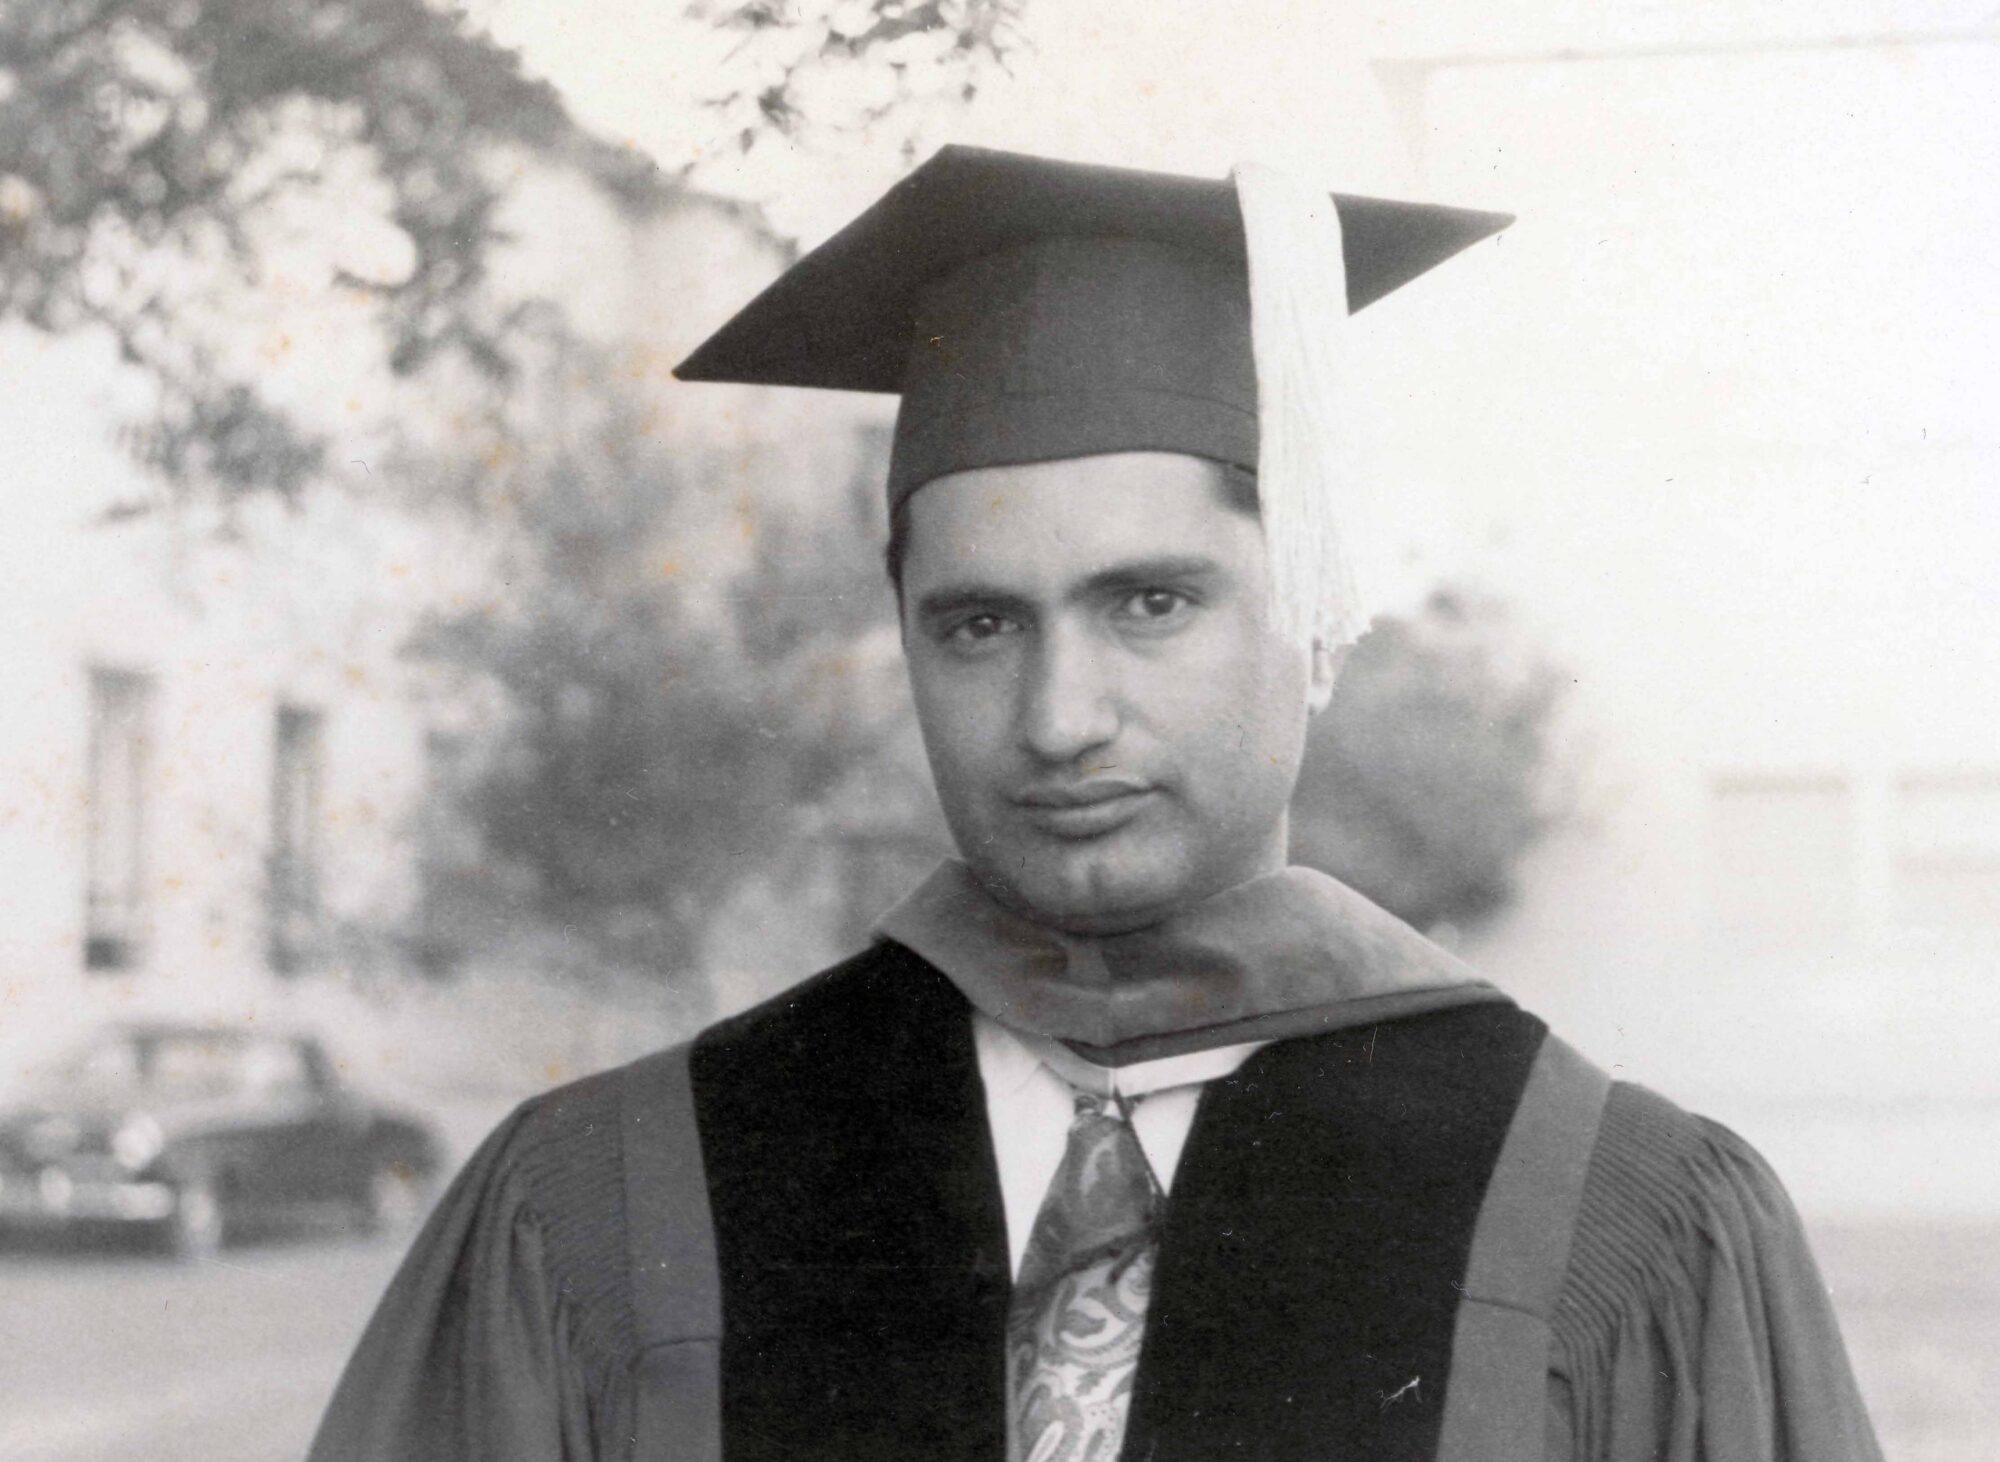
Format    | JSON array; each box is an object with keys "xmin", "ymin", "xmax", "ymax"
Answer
[
  {"xmin": 1810, "ymin": 1219, "xmax": 2000, "ymax": 1462},
  {"xmin": 0, "ymin": 1219, "xmax": 1992, "ymax": 1461},
  {"xmin": 0, "ymin": 1231, "xmax": 403, "ymax": 1462}
]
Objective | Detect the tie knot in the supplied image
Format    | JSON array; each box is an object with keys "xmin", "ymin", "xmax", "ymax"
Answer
[
  {"xmin": 1071, "ymin": 1088, "xmax": 1127, "ymax": 1123},
  {"xmin": 1016, "ymin": 1087, "xmax": 1159, "ymax": 1298}
]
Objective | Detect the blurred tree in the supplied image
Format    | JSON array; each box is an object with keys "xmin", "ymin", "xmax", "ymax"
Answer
[
  {"xmin": 0, "ymin": 0, "xmax": 1020, "ymax": 500},
  {"xmin": 0, "ymin": 0, "xmax": 625, "ymax": 496},
  {"xmin": 1292, "ymin": 585, "xmax": 1576, "ymax": 934},
  {"xmin": 410, "ymin": 384, "xmax": 908, "ymax": 979}
]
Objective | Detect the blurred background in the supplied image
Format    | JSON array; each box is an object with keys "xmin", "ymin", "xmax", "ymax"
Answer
[{"xmin": 0, "ymin": 0, "xmax": 1994, "ymax": 1457}]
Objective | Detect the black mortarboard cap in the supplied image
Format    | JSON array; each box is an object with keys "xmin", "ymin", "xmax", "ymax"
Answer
[{"xmin": 675, "ymin": 146, "xmax": 1511, "ymax": 509}]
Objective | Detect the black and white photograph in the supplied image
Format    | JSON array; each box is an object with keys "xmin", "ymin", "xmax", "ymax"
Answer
[{"xmin": 0, "ymin": 1, "xmax": 1994, "ymax": 1458}]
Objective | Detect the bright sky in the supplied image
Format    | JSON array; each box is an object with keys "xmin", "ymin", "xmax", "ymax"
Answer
[{"xmin": 470, "ymin": 1, "xmax": 1998, "ymax": 229}]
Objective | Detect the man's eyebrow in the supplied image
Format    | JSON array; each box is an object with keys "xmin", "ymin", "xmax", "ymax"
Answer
[
  {"xmin": 1077, "ymin": 555, "xmax": 1229, "ymax": 597},
  {"xmin": 911, "ymin": 582, "xmax": 1040, "ymax": 624},
  {"xmin": 911, "ymin": 556, "xmax": 1231, "ymax": 625}
]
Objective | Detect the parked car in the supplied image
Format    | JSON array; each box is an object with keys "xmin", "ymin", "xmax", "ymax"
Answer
[{"xmin": 0, "ymin": 1022, "xmax": 444, "ymax": 1258}]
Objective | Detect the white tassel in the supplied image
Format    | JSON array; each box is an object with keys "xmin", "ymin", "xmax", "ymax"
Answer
[{"xmin": 1233, "ymin": 161, "xmax": 1376, "ymax": 652}]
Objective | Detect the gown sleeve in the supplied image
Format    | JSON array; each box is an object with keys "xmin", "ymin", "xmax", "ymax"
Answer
[
  {"xmin": 307, "ymin": 1096, "xmax": 629, "ymax": 1462},
  {"xmin": 1547, "ymin": 1084, "xmax": 1884, "ymax": 1462}
]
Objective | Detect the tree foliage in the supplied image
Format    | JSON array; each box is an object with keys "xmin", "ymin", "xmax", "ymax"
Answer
[
  {"xmin": 412, "ymin": 392, "xmax": 906, "ymax": 978},
  {"xmin": 0, "ymin": 0, "xmax": 1030, "ymax": 503},
  {"xmin": 687, "ymin": 0, "xmax": 1026, "ymax": 170},
  {"xmin": 0, "ymin": 0, "xmax": 628, "ymax": 495},
  {"xmin": 1292, "ymin": 586, "xmax": 1575, "ymax": 933}
]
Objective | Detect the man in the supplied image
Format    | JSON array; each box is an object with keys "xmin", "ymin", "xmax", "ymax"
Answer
[{"xmin": 310, "ymin": 147, "xmax": 1882, "ymax": 1461}]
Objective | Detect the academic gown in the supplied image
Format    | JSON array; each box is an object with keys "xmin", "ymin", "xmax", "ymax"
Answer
[{"xmin": 307, "ymin": 940, "xmax": 1882, "ymax": 1462}]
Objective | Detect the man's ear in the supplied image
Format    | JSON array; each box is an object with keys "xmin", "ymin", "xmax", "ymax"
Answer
[{"xmin": 1306, "ymin": 637, "xmax": 1349, "ymax": 716}]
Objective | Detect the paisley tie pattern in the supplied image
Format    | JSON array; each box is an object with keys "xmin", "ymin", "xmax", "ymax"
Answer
[{"xmin": 1007, "ymin": 1091, "xmax": 1161, "ymax": 1462}]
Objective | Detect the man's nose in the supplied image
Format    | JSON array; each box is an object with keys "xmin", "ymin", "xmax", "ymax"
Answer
[{"xmin": 1018, "ymin": 626, "xmax": 1120, "ymax": 764}]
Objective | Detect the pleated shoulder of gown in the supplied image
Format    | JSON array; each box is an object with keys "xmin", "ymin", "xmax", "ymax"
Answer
[
  {"xmin": 308, "ymin": 1064, "xmax": 640, "ymax": 1462},
  {"xmin": 1546, "ymin": 1081, "xmax": 1884, "ymax": 1462}
]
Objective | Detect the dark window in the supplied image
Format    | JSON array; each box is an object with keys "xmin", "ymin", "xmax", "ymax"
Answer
[
  {"xmin": 84, "ymin": 668, "xmax": 154, "ymax": 971},
  {"xmin": 269, "ymin": 703, "xmax": 325, "ymax": 974},
  {"xmin": 412, "ymin": 730, "xmax": 476, "ymax": 978}
]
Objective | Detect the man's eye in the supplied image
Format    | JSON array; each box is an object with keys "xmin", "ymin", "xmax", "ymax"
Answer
[
  {"xmin": 945, "ymin": 613, "xmax": 1018, "ymax": 645},
  {"xmin": 1118, "ymin": 588, "xmax": 1191, "ymax": 621}
]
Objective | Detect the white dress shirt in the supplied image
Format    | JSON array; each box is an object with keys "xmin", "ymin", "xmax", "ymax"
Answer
[{"xmin": 971, "ymin": 1011, "xmax": 1267, "ymax": 1278}]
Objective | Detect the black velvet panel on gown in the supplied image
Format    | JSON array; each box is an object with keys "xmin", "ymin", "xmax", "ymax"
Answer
[
  {"xmin": 1125, "ymin": 1003, "xmax": 1547, "ymax": 1462},
  {"xmin": 691, "ymin": 943, "xmax": 1012, "ymax": 1462}
]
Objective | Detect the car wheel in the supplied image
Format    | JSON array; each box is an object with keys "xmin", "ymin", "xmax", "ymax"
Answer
[
  {"xmin": 164, "ymin": 1176, "xmax": 226, "ymax": 1261},
  {"xmin": 353, "ymin": 1157, "xmax": 431, "ymax": 1237}
]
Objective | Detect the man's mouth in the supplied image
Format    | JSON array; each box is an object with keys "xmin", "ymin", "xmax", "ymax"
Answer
[{"xmin": 1012, "ymin": 778, "xmax": 1157, "ymax": 838}]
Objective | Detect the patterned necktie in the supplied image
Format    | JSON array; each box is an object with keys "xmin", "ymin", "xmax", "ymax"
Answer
[{"xmin": 1007, "ymin": 1089, "xmax": 1161, "ymax": 1462}]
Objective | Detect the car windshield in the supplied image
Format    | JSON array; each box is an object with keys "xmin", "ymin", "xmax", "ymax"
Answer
[{"xmin": 41, "ymin": 1031, "xmax": 309, "ymax": 1102}]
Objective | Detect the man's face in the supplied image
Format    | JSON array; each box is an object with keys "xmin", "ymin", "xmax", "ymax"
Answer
[{"xmin": 898, "ymin": 451, "xmax": 1335, "ymax": 935}]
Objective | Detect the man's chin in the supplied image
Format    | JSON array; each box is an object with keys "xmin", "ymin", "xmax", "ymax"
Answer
[{"xmin": 973, "ymin": 847, "xmax": 1188, "ymax": 937}]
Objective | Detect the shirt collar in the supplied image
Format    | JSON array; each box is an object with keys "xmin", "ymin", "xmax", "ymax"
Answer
[{"xmin": 972, "ymin": 1009, "xmax": 1264, "ymax": 1102}]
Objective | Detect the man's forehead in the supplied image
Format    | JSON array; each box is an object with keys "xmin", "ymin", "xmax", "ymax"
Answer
[{"xmin": 899, "ymin": 452, "xmax": 1260, "ymax": 588}]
